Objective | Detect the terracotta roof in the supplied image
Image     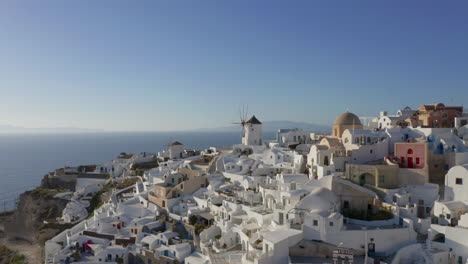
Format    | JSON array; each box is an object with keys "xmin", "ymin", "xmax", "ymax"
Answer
[
  {"xmin": 333, "ymin": 112, "xmax": 362, "ymax": 126},
  {"xmin": 321, "ymin": 137, "xmax": 342, "ymax": 148}
]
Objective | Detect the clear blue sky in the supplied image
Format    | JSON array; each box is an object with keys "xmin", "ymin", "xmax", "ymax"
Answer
[{"xmin": 0, "ymin": 0, "xmax": 467, "ymax": 131}]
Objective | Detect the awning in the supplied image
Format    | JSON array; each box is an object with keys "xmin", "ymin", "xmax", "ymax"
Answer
[{"xmin": 197, "ymin": 212, "xmax": 214, "ymax": 220}]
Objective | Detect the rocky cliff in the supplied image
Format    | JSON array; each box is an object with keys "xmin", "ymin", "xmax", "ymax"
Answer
[{"xmin": 2, "ymin": 188, "xmax": 70, "ymax": 244}]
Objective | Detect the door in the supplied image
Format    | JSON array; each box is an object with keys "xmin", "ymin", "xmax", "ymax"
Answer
[
  {"xmin": 359, "ymin": 175, "xmax": 366, "ymax": 186},
  {"xmin": 408, "ymin": 157, "xmax": 414, "ymax": 168}
]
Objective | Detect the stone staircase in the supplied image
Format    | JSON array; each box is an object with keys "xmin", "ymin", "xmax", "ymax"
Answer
[{"xmin": 417, "ymin": 233, "xmax": 433, "ymax": 264}]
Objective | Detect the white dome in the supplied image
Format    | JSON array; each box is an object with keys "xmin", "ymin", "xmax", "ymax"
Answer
[{"xmin": 296, "ymin": 187, "xmax": 338, "ymax": 213}]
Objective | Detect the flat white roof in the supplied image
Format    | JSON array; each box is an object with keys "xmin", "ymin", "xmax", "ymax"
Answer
[{"xmin": 263, "ymin": 229, "xmax": 302, "ymax": 244}]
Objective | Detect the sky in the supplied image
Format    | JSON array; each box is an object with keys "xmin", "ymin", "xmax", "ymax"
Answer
[{"xmin": 0, "ymin": 0, "xmax": 467, "ymax": 131}]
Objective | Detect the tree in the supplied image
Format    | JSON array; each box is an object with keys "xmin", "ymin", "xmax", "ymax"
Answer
[{"xmin": 189, "ymin": 215, "xmax": 197, "ymax": 225}]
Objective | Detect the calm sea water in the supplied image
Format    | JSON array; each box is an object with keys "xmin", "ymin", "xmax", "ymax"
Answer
[{"xmin": 0, "ymin": 131, "xmax": 275, "ymax": 210}]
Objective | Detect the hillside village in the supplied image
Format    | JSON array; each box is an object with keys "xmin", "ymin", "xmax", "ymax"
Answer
[{"xmin": 42, "ymin": 103, "xmax": 468, "ymax": 264}]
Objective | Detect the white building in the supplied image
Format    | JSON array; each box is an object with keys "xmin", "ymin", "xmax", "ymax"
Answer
[
  {"xmin": 168, "ymin": 141, "xmax": 184, "ymax": 159},
  {"xmin": 276, "ymin": 128, "xmax": 311, "ymax": 147}
]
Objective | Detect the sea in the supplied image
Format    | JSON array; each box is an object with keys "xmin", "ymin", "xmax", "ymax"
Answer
[{"xmin": 0, "ymin": 131, "xmax": 275, "ymax": 211}]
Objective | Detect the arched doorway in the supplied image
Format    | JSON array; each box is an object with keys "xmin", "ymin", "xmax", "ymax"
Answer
[{"xmin": 359, "ymin": 173, "xmax": 375, "ymax": 186}]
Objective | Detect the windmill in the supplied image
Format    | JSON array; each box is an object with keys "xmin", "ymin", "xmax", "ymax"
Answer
[{"xmin": 232, "ymin": 105, "xmax": 249, "ymax": 138}]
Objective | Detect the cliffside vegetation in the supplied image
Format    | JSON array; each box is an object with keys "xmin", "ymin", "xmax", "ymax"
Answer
[{"xmin": 0, "ymin": 245, "xmax": 27, "ymax": 264}]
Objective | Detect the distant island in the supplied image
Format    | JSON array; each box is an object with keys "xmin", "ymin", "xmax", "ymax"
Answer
[{"xmin": 0, "ymin": 120, "xmax": 331, "ymax": 134}]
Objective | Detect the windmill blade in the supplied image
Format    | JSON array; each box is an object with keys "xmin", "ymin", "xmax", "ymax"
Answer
[
  {"xmin": 245, "ymin": 105, "xmax": 249, "ymax": 121},
  {"xmin": 239, "ymin": 107, "xmax": 243, "ymax": 123},
  {"xmin": 240, "ymin": 105, "xmax": 245, "ymax": 123}
]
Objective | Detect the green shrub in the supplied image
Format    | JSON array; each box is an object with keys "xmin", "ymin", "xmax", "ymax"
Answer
[
  {"xmin": 115, "ymin": 178, "xmax": 138, "ymax": 189},
  {"xmin": 9, "ymin": 254, "xmax": 27, "ymax": 264},
  {"xmin": 189, "ymin": 215, "xmax": 197, "ymax": 225}
]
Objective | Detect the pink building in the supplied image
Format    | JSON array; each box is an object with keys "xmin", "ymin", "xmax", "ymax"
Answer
[{"xmin": 395, "ymin": 142, "xmax": 427, "ymax": 169}]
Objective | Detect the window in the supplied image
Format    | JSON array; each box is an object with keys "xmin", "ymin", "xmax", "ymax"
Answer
[
  {"xmin": 401, "ymin": 157, "xmax": 405, "ymax": 163},
  {"xmin": 313, "ymin": 220, "xmax": 318, "ymax": 226},
  {"xmin": 447, "ymin": 214, "xmax": 451, "ymax": 219},
  {"xmin": 370, "ymin": 149, "xmax": 373, "ymax": 154},
  {"xmin": 290, "ymin": 183, "xmax": 296, "ymax": 191},
  {"xmin": 439, "ymin": 214, "xmax": 445, "ymax": 219},
  {"xmin": 416, "ymin": 157, "xmax": 420, "ymax": 164},
  {"xmin": 407, "ymin": 149, "xmax": 413, "ymax": 154},
  {"xmin": 329, "ymin": 222, "xmax": 334, "ymax": 226},
  {"xmin": 344, "ymin": 201, "xmax": 349, "ymax": 209},
  {"xmin": 456, "ymin": 178, "xmax": 463, "ymax": 185},
  {"xmin": 379, "ymin": 175, "xmax": 384, "ymax": 183}
]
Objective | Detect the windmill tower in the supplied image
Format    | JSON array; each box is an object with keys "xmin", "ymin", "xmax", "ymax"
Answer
[
  {"xmin": 232, "ymin": 106, "xmax": 263, "ymax": 146},
  {"xmin": 243, "ymin": 115, "xmax": 263, "ymax": 145}
]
